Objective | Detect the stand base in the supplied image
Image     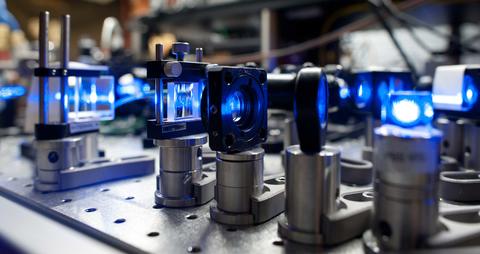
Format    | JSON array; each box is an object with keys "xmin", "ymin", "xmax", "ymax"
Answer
[
  {"xmin": 278, "ymin": 216, "xmax": 324, "ymax": 245},
  {"xmin": 35, "ymin": 155, "xmax": 155, "ymax": 192},
  {"xmin": 155, "ymin": 170, "xmax": 216, "ymax": 208},
  {"xmin": 279, "ymin": 190, "xmax": 372, "ymax": 246},
  {"xmin": 210, "ymin": 177, "xmax": 285, "ymax": 226},
  {"xmin": 361, "ymin": 146, "xmax": 373, "ymax": 162}
]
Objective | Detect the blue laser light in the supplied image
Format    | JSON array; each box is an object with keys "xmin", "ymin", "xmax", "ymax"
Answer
[
  {"xmin": 383, "ymin": 91, "xmax": 434, "ymax": 128},
  {"xmin": 463, "ymin": 75, "xmax": 478, "ymax": 109},
  {"xmin": 339, "ymin": 86, "xmax": 350, "ymax": 100},
  {"xmin": 352, "ymin": 71, "xmax": 414, "ymax": 119},
  {"xmin": 0, "ymin": 84, "xmax": 26, "ymax": 100},
  {"xmin": 354, "ymin": 79, "xmax": 372, "ymax": 109},
  {"xmin": 318, "ymin": 76, "xmax": 328, "ymax": 128}
]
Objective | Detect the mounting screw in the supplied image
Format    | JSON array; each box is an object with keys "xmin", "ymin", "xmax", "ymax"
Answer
[
  {"xmin": 48, "ymin": 151, "xmax": 59, "ymax": 163},
  {"xmin": 172, "ymin": 42, "xmax": 190, "ymax": 61}
]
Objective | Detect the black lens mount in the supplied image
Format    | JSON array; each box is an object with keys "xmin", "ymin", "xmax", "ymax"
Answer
[
  {"xmin": 203, "ymin": 66, "xmax": 268, "ymax": 152},
  {"xmin": 294, "ymin": 67, "xmax": 329, "ymax": 154}
]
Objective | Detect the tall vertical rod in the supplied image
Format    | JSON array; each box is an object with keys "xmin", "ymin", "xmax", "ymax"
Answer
[
  {"xmin": 39, "ymin": 11, "xmax": 49, "ymax": 124},
  {"xmin": 155, "ymin": 44, "xmax": 163, "ymax": 124},
  {"xmin": 60, "ymin": 14, "xmax": 70, "ymax": 123}
]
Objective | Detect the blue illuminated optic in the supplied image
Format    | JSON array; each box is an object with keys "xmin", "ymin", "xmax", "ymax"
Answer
[
  {"xmin": 226, "ymin": 90, "xmax": 252, "ymax": 126},
  {"xmin": 339, "ymin": 86, "xmax": 350, "ymax": 100},
  {"xmin": 0, "ymin": 84, "xmax": 26, "ymax": 100},
  {"xmin": 117, "ymin": 73, "xmax": 150, "ymax": 97},
  {"xmin": 463, "ymin": 75, "xmax": 478, "ymax": 108},
  {"xmin": 383, "ymin": 91, "xmax": 434, "ymax": 128},
  {"xmin": 354, "ymin": 79, "xmax": 372, "ymax": 109},
  {"xmin": 318, "ymin": 76, "xmax": 328, "ymax": 128}
]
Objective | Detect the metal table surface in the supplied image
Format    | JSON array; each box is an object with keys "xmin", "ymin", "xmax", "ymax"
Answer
[
  {"xmin": 2, "ymin": 136, "xmax": 479, "ymax": 253},
  {"xmin": 0, "ymin": 135, "xmax": 365, "ymax": 254}
]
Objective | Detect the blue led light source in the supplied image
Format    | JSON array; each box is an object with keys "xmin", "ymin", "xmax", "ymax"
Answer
[
  {"xmin": 354, "ymin": 78, "xmax": 372, "ymax": 108},
  {"xmin": 383, "ymin": 91, "xmax": 434, "ymax": 128},
  {"xmin": 339, "ymin": 86, "xmax": 350, "ymax": 100},
  {"xmin": 352, "ymin": 71, "xmax": 414, "ymax": 119},
  {"xmin": 0, "ymin": 84, "xmax": 26, "ymax": 100},
  {"xmin": 463, "ymin": 75, "xmax": 478, "ymax": 109},
  {"xmin": 318, "ymin": 76, "xmax": 328, "ymax": 128}
]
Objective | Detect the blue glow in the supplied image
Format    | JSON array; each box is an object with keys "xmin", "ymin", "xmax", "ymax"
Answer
[
  {"xmin": 117, "ymin": 73, "xmax": 150, "ymax": 98},
  {"xmin": 0, "ymin": 84, "xmax": 26, "ymax": 100},
  {"xmin": 354, "ymin": 79, "xmax": 372, "ymax": 108},
  {"xmin": 227, "ymin": 90, "xmax": 248, "ymax": 124},
  {"xmin": 463, "ymin": 75, "xmax": 478, "ymax": 108},
  {"xmin": 377, "ymin": 81, "xmax": 389, "ymax": 100},
  {"xmin": 339, "ymin": 86, "xmax": 350, "ymax": 100},
  {"xmin": 318, "ymin": 77, "xmax": 328, "ymax": 128},
  {"xmin": 383, "ymin": 91, "xmax": 434, "ymax": 128}
]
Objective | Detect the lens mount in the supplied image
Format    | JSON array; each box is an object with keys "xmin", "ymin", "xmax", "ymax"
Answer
[
  {"xmin": 294, "ymin": 67, "xmax": 329, "ymax": 154},
  {"xmin": 204, "ymin": 66, "xmax": 268, "ymax": 152}
]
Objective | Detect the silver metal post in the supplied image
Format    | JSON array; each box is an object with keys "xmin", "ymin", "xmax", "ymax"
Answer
[
  {"xmin": 60, "ymin": 14, "xmax": 70, "ymax": 123},
  {"xmin": 39, "ymin": 11, "xmax": 49, "ymax": 124},
  {"xmin": 195, "ymin": 48, "xmax": 203, "ymax": 62},
  {"xmin": 155, "ymin": 44, "xmax": 163, "ymax": 124}
]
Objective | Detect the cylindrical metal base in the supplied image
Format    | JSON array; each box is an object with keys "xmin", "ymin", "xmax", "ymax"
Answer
[
  {"xmin": 365, "ymin": 116, "xmax": 380, "ymax": 147},
  {"xmin": 215, "ymin": 148, "xmax": 264, "ymax": 214},
  {"xmin": 435, "ymin": 117, "xmax": 464, "ymax": 162},
  {"xmin": 372, "ymin": 125, "xmax": 442, "ymax": 251},
  {"xmin": 155, "ymin": 134, "xmax": 207, "ymax": 207},
  {"xmin": 463, "ymin": 121, "xmax": 480, "ymax": 170},
  {"xmin": 284, "ymin": 117, "xmax": 299, "ymax": 149},
  {"xmin": 278, "ymin": 145, "xmax": 340, "ymax": 244}
]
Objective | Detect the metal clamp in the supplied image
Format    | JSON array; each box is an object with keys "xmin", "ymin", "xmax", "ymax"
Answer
[
  {"xmin": 210, "ymin": 148, "xmax": 285, "ymax": 225},
  {"xmin": 154, "ymin": 134, "xmax": 215, "ymax": 207},
  {"xmin": 35, "ymin": 133, "xmax": 155, "ymax": 192},
  {"xmin": 278, "ymin": 145, "xmax": 371, "ymax": 245}
]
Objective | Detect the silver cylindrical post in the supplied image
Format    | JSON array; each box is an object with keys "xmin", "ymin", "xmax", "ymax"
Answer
[
  {"xmin": 154, "ymin": 134, "xmax": 207, "ymax": 207},
  {"xmin": 278, "ymin": 145, "xmax": 340, "ymax": 244},
  {"xmin": 39, "ymin": 11, "xmax": 49, "ymax": 124},
  {"xmin": 195, "ymin": 48, "xmax": 203, "ymax": 62},
  {"xmin": 283, "ymin": 117, "xmax": 299, "ymax": 148},
  {"xmin": 462, "ymin": 120, "xmax": 480, "ymax": 170},
  {"xmin": 155, "ymin": 44, "xmax": 163, "ymax": 124},
  {"xmin": 435, "ymin": 117, "xmax": 464, "ymax": 162},
  {"xmin": 365, "ymin": 115, "xmax": 375, "ymax": 147},
  {"xmin": 215, "ymin": 148, "xmax": 264, "ymax": 213},
  {"xmin": 372, "ymin": 125, "xmax": 442, "ymax": 251},
  {"xmin": 60, "ymin": 14, "xmax": 70, "ymax": 123}
]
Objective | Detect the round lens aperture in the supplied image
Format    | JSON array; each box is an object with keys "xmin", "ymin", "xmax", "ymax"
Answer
[
  {"xmin": 227, "ymin": 90, "xmax": 252, "ymax": 127},
  {"xmin": 317, "ymin": 77, "xmax": 328, "ymax": 129},
  {"xmin": 229, "ymin": 91, "xmax": 244, "ymax": 123}
]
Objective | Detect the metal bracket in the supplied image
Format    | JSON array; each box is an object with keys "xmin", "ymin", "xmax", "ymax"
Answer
[
  {"xmin": 210, "ymin": 176, "xmax": 285, "ymax": 226},
  {"xmin": 155, "ymin": 169, "xmax": 216, "ymax": 207},
  {"xmin": 35, "ymin": 155, "xmax": 155, "ymax": 192},
  {"xmin": 278, "ymin": 189, "xmax": 372, "ymax": 245}
]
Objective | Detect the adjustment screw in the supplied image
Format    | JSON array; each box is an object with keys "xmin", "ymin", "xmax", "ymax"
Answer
[{"xmin": 172, "ymin": 42, "xmax": 190, "ymax": 61}]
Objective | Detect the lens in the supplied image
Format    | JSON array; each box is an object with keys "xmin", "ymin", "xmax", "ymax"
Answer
[
  {"xmin": 354, "ymin": 79, "xmax": 372, "ymax": 108},
  {"xmin": 386, "ymin": 91, "xmax": 434, "ymax": 128},
  {"xmin": 317, "ymin": 77, "xmax": 327, "ymax": 128},
  {"xmin": 227, "ymin": 90, "xmax": 252, "ymax": 127},
  {"xmin": 463, "ymin": 75, "xmax": 478, "ymax": 108},
  {"xmin": 392, "ymin": 99, "xmax": 420, "ymax": 125}
]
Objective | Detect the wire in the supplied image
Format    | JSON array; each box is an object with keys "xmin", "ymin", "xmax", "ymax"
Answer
[
  {"xmin": 203, "ymin": 0, "xmax": 429, "ymax": 65},
  {"xmin": 381, "ymin": 0, "xmax": 480, "ymax": 53},
  {"xmin": 368, "ymin": 0, "xmax": 419, "ymax": 81}
]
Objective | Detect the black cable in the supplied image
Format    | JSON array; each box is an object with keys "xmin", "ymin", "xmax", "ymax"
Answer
[
  {"xmin": 380, "ymin": 0, "xmax": 480, "ymax": 54},
  {"xmin": 368, "ymin": 0, "xmax": 419, "ymax": 82},
  {"xmin": 376, "ymin": 1, "xmax": 438, "ymax": 55}
]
